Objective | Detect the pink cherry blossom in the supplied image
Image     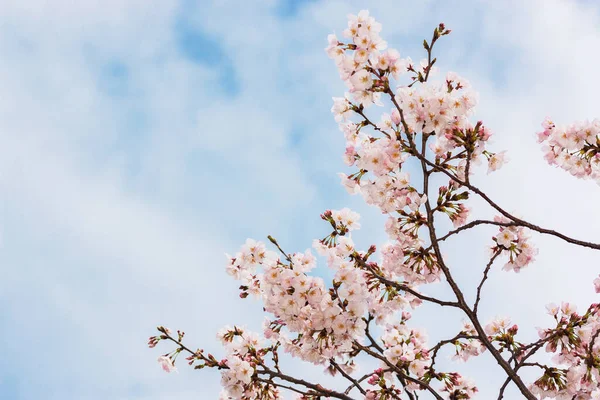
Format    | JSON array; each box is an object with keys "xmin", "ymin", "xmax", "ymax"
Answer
[{"xmin": 157, "ymin": 355, "xmax": 177, "ymax": 373}]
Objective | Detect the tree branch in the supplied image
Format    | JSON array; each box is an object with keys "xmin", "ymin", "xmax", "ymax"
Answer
[
  {"xmin": 355, "ymin": 342, "xmax": 445, "ymax": 400},
  {"xmin": 380, "ymin": 88, "xmax": 538, "ymax": 400},
  {"xmin": 418, "ymin": 154, "xmax": 600, "ymax": 251},
  {"xmin": 474, "ymin": 249, "xmax": 502, "ymax": 314},
  {"xmin": 330, "ymin": 359, "xmax": 366, "ymax": 395},
  {"xmin": 354, "ymin": 257, "xmax": 460, "ymax": 308},
  {"xmin": 437, "ymin": 220, "xmax": 519, "ymax": 243},
  {"xmin": 258, "ymin": 367, "xmax": 355, "ymax": 400}
]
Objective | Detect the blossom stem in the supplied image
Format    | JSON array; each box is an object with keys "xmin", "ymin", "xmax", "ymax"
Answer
[
  {"xmin": 258, "ymin": 367, "xmax": 355, "ymax": 400},
  {"xmin": 329, "ymin": 359, "xmax": 366, "ymax": 395},
  {"xmin": 474, "ymin": 250, "xmax": 502, "ymax": 314},
  {"xmin": 355, "ymin": 342, "xmax": 445, "ymax": 400}
]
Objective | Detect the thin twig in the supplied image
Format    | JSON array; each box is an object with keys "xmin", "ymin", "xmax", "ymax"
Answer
[
  {"xmin": 330, "ymin": 359, "xmax": 366, "ymax": 395},
  {"xmin": 355, "ymin": 257, "xmax": 460, "ymax": 308},
  {"xmin": 474, "ymin": 250, "xmax": 502, "ymax": 314},
  {"xmin": 437, "ymin": 220, "xmax": 519, "ymax": 243},
  {"xmin": 259, "ymin": 367, "xmax": 354, "ymax": 400},
  {"xmin": 420, "ymin": 155, "xmax": 600, "ymax": 251},
  {"xmin": 356, "ymin": 342, "xmax": 445, "ymax": 400}
]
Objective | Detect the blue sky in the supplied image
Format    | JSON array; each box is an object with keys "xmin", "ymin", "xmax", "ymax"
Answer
[{"xmin": 1, "ymin": 0, "xmax": 600, "ymax": 399}]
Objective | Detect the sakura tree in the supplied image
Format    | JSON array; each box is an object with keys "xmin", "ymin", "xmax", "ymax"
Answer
[{"xmin": 148, "ymin": 10, "xmax": 600, "ymax": 400}]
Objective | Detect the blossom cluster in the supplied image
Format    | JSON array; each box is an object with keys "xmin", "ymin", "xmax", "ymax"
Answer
[
  {"xmin": 491, "ymin": 215, "xmax": 538, "ymax": 272},
  {"xmin": 325, "ymin": 10, "xmax": 393, "ymax": 108},
  {"xmin": 150, "ymin": 327, "xmax": 182, "ymax": 373},
  {"xmin": 328, "ymin": 10, "xmax": 510, "ymax": 244},
  {"xmin": 220, "ymin": 206, "xmax": 482, "ymax": 397},
  {"xmin": 381, "ymin": 321, "xmax": 430, "ymax": 378},
  {"xmin": 379, "ymin": 231, "xmax": 441, "ymax": 286},
  {"xmin": 451, "ymin": 321, "xmax": 486, "ymax": 362},
  {"xmin": 215, "ymin": 327, "xmax": 268, "ymax": 399},
  {"xmin": 436, "ymin": 182, "xmax": 470, "ymax": 228},
  {"xmin": 529, "ymin": 302, "xmax": 600, "ymax": 399},
  {"xmin": 538, "ymin": 117, "xmax": 600, "ymax": 183},
  {"xmin": 363, "ymin": 368, "xmax": 404, "ymax": 399},
  {"xmin": 484, "ymin": 316, "xmax": 521, "ymax": 357},
  {"xmin": 226, "ymin": 235, "xmax": 369, "ymax": 365},
  {"xmin": 441, "ymin": 374, "xmax": 479, "ymax": 399}
]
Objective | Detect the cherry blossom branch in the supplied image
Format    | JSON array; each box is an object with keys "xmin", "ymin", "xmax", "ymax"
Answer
[
  {"xmin": 344, "ymin": 370, "xmax": 380, "ymax": 395},
  {"xmin": 437, "ymin": 220, "xmax": 519, "ymax": 243},
  {"xmin": 355, "ymin": 342, "xmax": 445, "ymax": 400},
  {"xmin": 346, "ymin": 122, "xmax": 478, "ymax": 400},
  {"xmin": 258, "ymin": 367, "xmax": 355, "ymax": 400},
  {"xmin": 407, "ymin": 23, "xmax": 448, "ymax": 87},
  {"xmin": 586, "ymin": 327, "xmax": 600, "ymax": 368},
  {"xmin": 399, "ymin": 95, "xmax": 537, "ymax": 399},
  {"xmin": 589, "ymin": 327, "xmax": 600, "ymax": 353},
  {"xmin": 507, "ymin": 329, "xmax": 566, "ymax": 373},
  {"xmin": 364, "ymin": 315, "xmax": 385, "ymax": 353},
  {"xmin": 267, "ymin": 235, "xmax": 294, "ymax": 264},
  {"xmin": 496, "ymin": 377, "xmax": 512, "ymax": 400},
  {"xmin": 425, "ymin": 189, "xmax": 536, "ymax": 399},
  {"xmin": 474, "ymin": 249, "xmax": 502, "ymax": 314},
  {"xmin": 354, "ymin": 106, "xmax": 391, "ymax": 139},
  {"xmin": 342, "ymin": 369, "xmax": 416, "ymax": 400},
  {"xmin": 159, "ymin": 329, "xmax": 352, "ymax": 399},
  {"xmin": 418, "ymin": 152, "xmax": 600, "ymax": 251},
  {"xmin": 520, "ymin": 362, "xmax": 551, "ymax": 370},
  {"xmin": 149, "ymin": 14, "xmax": 600, "ymax": 400},
  {"xmin": 329, "ymin": 359, "xmax": 366, "ymax": 395},
  {"xmin": 511, "ymin": 330, "xmax": 562, "ymax": 365},
  {"xmin": 160, "ymin": 331, "xmax": 206, "ymax": 363},
  {"xmin": 357, "ymin": 86, "xmax": 600, "ymax": 251},
  {"xmin": 428, "ymin": 333, "xmax": 480, "ymax": 369},
  {"xmin": 362, "ymin": 316, "xmax": 418, "ymax": 400},
  {"xmin": 428, "ymin": 176, "xmax": 537, "ymax": 399},
  {"xmin": 355, "ymin": 257, "xmax": 460, "ymax": 308},
  {"xmin": 340, "ymin": 79, "xmax": 534, "ymax": 396},
  {"xmin": 255, "ymin": 377, "xmax": 312, "ymax": 397},
  {"xmin": 497, "ymin": 306, "xmax": 592, "ymax": 397}
]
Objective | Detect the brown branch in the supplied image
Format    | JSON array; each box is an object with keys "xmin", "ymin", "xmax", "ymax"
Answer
[
  {"xmin": 362, "ymin": 317, "xmax": 417, "ymax": 400},
  {"xmin": 355, "ymin": 257, "xmax": 460, "ymax": 308},
  {"xmin": 364, "ymin": 315, "xmax": 385, "ymax": 353},
  {"xmin": 508, "ymin": 330, "xmax": 563, "ymax": 366},
  {"xmin": 162, "ymin": 333, "xmax": 206, "ymax": 361},
  {"xmin": 258, "ymin": 367, "xmax": 355, "ymax": 400},
  {"xmin": 354, "ymin": 107, "xmax": 391, "ymax": 139},
  {"xmin": 474, "ymin": 249, "xmax": 502, "ymax": 314},
  {"xmin": 267, "ymin": 235, "xmax": 294, "ymax": 264},
  {"xmin": 436, "ymin": 220, "xmax": 519, "ymax": 243},
  {"xmin": 344, "ymin": 370, "xmax": 383, "ymax": 395},
  {"xmin": 520, "ymin": 362, "xmax": 550, "ymax": 370},
  {"xmin": 330, "ymin": 359, "xmax": 366, "ymax": 395},
  {"xmin": 497, "ymin": 376, "xmax": 511, "ymax": 400},
  {"xmin": 382, "ymin": 91, "xmax": 538, "ymax": 400},
  {"xmin": 355, "ymin": 342, "xmax": 445, "ymax": 400},
  {"xmin": 161, "ymin": 331, "xmax": 352, "ymax": 399},
  {"xmin": 359, "ymin": 86, "xmax": 600, "ymax": 251},
  {"xmin": 418, "ymin": 153, "xmax": 600, "ymax": 251},
  {"xmin": 428, "ymin": 333, "xmax": 480, "ymax": 369},
  {"xmin": 589, "ymin": 328, "xmax": 600, "ymax": 353},
  {"xmin": 256, "ymin": 377, "xmax": 312, "ymax": 396}
]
